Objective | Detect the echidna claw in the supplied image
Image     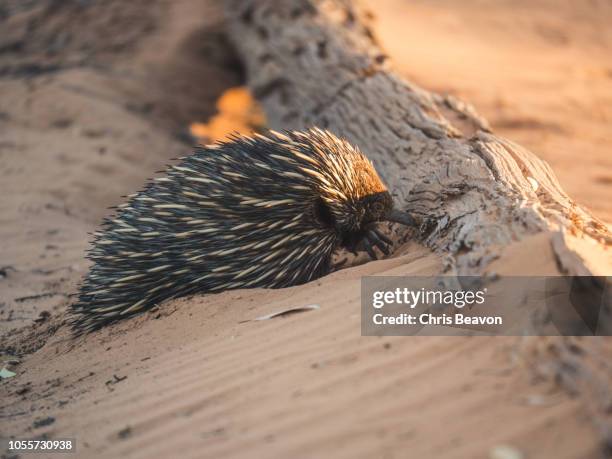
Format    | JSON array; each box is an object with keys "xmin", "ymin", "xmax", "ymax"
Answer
[
  {"xmin": 363, "ymin": 237, "xmax": 378, "ymax": 260},
  {"xmin": 367, "ymin": 230, "xmax": 390, "ymax": 256},
  {"xmin": 373, "ymin": 228, "xmax": 392, "ymax": 246}
]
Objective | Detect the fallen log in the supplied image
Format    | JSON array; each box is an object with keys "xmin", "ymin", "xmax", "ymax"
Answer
[{"xmin": 223, "ymin": 0, "xmax": 611, "ymax": 276}]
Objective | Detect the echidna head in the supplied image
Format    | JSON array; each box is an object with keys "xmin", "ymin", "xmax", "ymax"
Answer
[
  {"xmin": 296, "ymin": 127, "xmax": 416, "ymax": 253},
  {"xmin": 357, "ymin": 191, "xmax": 394, "ymax": 226},
  {"xmin": 349, "ymin": 191, "xmax": 416, "ymax": 229},
  {"xmin": 316, "ymin": 188, "xmax": 415, "ymax": 257},
  {"xmin": 316, "ymin": 189, "xmax": 414, "ymax": 241}
]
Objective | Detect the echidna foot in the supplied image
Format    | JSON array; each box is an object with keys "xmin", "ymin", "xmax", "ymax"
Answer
[{"xmin": 362, "ymin": 226, "xmax": 393, "ymax": 260}]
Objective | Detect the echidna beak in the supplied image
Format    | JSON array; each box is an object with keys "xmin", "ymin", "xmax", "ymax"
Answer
[{"xmin": 385, "ymin": 209, "xmax": 417, "ymax": 227}]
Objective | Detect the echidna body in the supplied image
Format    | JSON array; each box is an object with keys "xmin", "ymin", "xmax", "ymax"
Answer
[{"xmin": 71, "ymin": 128, "xmax": 413, "ymax": 333}]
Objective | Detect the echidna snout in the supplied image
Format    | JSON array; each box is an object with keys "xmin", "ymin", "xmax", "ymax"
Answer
[{"xmin": 71, "ymin": 128, "xmax": 415, "ymax": 333}]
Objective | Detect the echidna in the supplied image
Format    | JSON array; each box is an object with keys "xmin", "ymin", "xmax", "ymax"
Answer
[{"xmin": 71, "ymin": 128, "xmax": 415, "ymax": 333}]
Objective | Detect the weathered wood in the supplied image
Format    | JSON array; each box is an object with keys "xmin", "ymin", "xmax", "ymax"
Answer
[{"xmin": 224, "ymin": 0, "xmax": 611, "ymax": 275}]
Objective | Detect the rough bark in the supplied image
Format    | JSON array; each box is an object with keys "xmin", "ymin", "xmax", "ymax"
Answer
[{"xmin": 223, "ymin": 0, "xmax": 611, "ymax": 275}]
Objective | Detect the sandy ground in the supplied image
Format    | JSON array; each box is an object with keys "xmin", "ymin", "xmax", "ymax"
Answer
[{"xmin": 1, "ymin": 0, "xmax": 611, "ymax": 458}]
